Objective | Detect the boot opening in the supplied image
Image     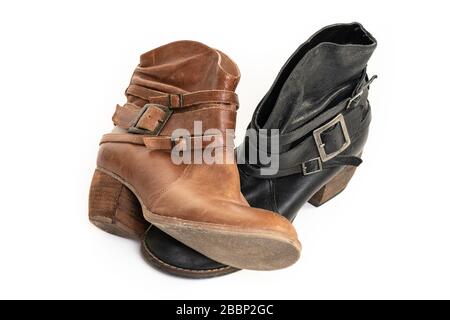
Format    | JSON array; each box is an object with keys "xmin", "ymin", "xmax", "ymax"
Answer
[
  {"xmin": 313, "ymin": 23, "xmax": 375, "ymax": 46},
  {"xmin": 256, "ymin": 23, "xmax": 376, "ymax": 128}
]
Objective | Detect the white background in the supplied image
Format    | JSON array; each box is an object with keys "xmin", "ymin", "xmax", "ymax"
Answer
[{"xmin": 0, "ymin": 0, "xmax": 449, "ymax": 300}]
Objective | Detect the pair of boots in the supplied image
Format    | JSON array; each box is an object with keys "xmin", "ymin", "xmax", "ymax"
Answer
[{"xmin": 89, "ymin": 22, "xmax": 377, "ymax": 278}]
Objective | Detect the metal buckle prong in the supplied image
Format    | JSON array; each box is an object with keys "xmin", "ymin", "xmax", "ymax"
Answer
[
  {"xmin": 346, "ymin": 90, "xmax": 364, "ymax": 109},
  {"xmin": 313, "ymin": 114, "xmax": 351, "ymax": 162},
  {"xmin": 128, "ymin": 104, "xmax": 150, "ymax": 129}
]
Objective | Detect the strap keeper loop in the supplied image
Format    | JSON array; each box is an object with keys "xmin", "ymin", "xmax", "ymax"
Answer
[
  {"xmin": 168, "ymin": 93, "xmax": 184, "ymax": 108},
  {"xmin": 302, "ymin": 158, "xmax": 323, "ymax": 176}
]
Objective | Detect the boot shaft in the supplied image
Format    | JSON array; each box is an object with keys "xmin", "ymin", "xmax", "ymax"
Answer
[
  {"xmin": 257, "ymin": 22, "xmax": 376, "ymax": 134},
  {"xmin": 238, "ymin": 23, "xmax": 377, "ymax": 220}
]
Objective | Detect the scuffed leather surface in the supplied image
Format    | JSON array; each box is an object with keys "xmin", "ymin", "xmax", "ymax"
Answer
[
  {"xmin": 143, "ymin": 25, "xmax": 377, "ymax": 272},
  {"xmin": 240, "ymin": 125, "xmax": 369, "ymax": 222},
  {"xmin": 128, "ymin": 41, "xmax": 240, "ymax": 108},
  {"xmin": 257, "ymin": 23, "xmax": 376, "ymax": 134},
  {"xmin": 98, "ymin": 41, "xmax": 300, "ymax": 271},
  {"xmin": 238, "ymin": 22, "xmax": 377, "ymax": 221}
]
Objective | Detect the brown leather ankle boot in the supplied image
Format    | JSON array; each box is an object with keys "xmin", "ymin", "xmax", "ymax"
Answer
[{"xmin": 89, "ymin": 41, "xmax": 301, "ymax": 270}]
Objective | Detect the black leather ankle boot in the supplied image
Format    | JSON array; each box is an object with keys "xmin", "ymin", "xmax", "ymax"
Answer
[{"xmin": 141, "ymin": 22, "xmax": 377, "ymax": 278}]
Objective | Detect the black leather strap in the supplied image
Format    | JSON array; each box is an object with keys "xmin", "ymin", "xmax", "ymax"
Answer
[
  {"xmin": 301, "ymin": 155, "xmax": 362, "ymax": 175},
  {"xmin": 239, "ymin": 73, "xmax": 375, "ymax": 179},
  {"xmin": 255, "ymin": 73, "xmax": 374, "ymax": 149}
]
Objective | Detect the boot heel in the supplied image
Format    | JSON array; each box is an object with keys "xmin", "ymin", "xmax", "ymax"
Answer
[
  {"xmin": 308, "ymin": 166, "xmax": 358, "ymax": 207},
  {"xmin": 89, "ymin": 169, "xmax": 148, "ymax": 239}
]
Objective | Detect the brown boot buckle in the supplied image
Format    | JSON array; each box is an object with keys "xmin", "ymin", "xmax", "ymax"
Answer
[{"xmin": 128, "ymin": 104, "xmax": 173, "ymax": 136}]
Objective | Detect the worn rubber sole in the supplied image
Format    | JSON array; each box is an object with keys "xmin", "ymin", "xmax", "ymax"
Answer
[{"xmin": 96, "ymin": 167, "xmax": 301, "ymax": 271}]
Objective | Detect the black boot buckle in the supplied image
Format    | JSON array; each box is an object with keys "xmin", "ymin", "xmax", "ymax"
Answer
[{"xmin": 313, "ymin": 114, "xmax": 351, "ymax": 162}]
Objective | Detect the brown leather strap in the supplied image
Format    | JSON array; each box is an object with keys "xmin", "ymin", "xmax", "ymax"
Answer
[
  {"xmin": 112, "ymin": 104, "xmax": 140, "ymax": 129},
  {"xmin": 144, "ymin": 134, "xmax": 233, "ymax": 150},
  {"xmin": 113, "ymin": 88, "xmax": 239, "ymax": 134},
  {"xmin": 126, "ymin": 85, "xmax": 239, "ymax": 109},
  {"xmin": 112, "ymin": 104, "xmax": 172, "ymax": 135},
  {"xmin": 100, "ymin": 133, "xmax": 233, "ymax": 151},
  {"xmin": 100, "ymin": 133, "xmax": 145, "ymax": 146},
  {"xmin": 126, "ymin": 85, "xmax": 165, "ymax": 101}
]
